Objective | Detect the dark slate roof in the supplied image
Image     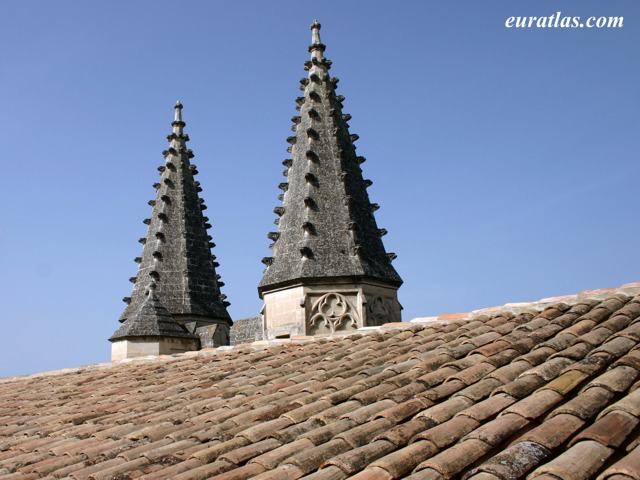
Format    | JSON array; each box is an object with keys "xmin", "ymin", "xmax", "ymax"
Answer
[
  {"xmin": 119, "ymin": 102, "xmax": 231, "ymax": 325},
  {"xmin": 259, "ymin": 21, "xmax": 402, "ymax": 292},
  {"xmin": 110, "ymin": 286, "xmax": 198, "ymax": 341},
  {"xmin": 2, "ymin": 282, "xmax": 640, "ymax": 479}
]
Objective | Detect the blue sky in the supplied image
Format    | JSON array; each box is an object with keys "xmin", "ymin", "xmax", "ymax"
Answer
[{"xmin": 1, "ymin": 1, "xmax": 638, "ymax": 378}]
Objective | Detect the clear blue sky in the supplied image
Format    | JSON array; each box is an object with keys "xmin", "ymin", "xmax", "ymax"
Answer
[{"xmin": 1, "ymin": 1, "xmax": 638, "ymax": 377}]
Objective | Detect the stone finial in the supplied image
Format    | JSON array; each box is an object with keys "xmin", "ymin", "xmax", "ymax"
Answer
[
  {"xmin": 310, "ymin": 20, "xmax": 321, "ymax": 43},
  {"xmin": 172, "ymin": 101, "xmax": 185, "ymax": 135},
  {"xmin": 309, "ymin": 19, "xmax": 325, "ymax": 61}
]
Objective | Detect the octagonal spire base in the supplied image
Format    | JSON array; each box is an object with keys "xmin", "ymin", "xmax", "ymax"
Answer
[{"xmin": 260, "ymin": 278, "xmax": 401, "ymax": 340}]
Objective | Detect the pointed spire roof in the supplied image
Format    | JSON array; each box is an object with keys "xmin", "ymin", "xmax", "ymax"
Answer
[
  {"xmin": 119, "ymin": 102, "xmax": 231, "ymax": 325},
  {"xmin": 259, "ymin": 21, "xmax": 402, "ymax": 292},
  {"xmin": 110, "ymin": 283, "xmax": 197, "ymax": 341}
]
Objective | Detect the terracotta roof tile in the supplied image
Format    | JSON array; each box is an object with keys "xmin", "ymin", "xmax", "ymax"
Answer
[
  {"xmin": 600, "ymin": 386, "xmax": 640, "ymax": 417},
  {"xmin": 373, "ymin": 416, "xmax": 434, "ymax": 447},
  {"xmin": 469, "ymin": 440, "xmax": 550, "ymax": 479},
  {"xmin": 141, "ymin": 438, "xmax": 198, "ymax": 462},
  {"xmin": 528, "ymin": 440, "xmax": 615, "ymax": 479},
  {"xmin": 65, "ymin": 456, "xmax": 127, "ymax": 480},
  {"xmin": 22, "ymin": 454, "xmax": 86, "ymax": 477},
  {"xmin": 287, "ymin": 438, "xmax": 351, "ymax": 475},
  {"xmin": 57, "ymin": 437, "xmax": 112, "ymax": 457},
  {"xmin": 251, "ymin": 464, "xmax": 306, "ymax": 480},
  {"xmin": 88, "ymin": 457, "xmax": 152, "ymax": 480},
  {"xmin": 464, "ymin": 412, "xmax": 530, "ymax": 446},
  {"xmin": 614, "ymin": 349, "xmax": 640, "ymax": 371},
  {"xmin": 414, "ymin": 438, "xmax": 493, "ymax": 478},
  {"xmin": 415, "ymin": 395, "xmax": 474, "ymax": 424},
  {"xmin": 592, "ymin": 336, "xmax": 637, "ymax": 361},
  {"xmin": 420, "ymin": 378, "xmax": 468, "ymax": 401},
  {"xmin": 236, "ymin": 417, "xmax": 294, "ymax": 443},
  {"xmin": 311, "ymin": 401, "xmax": 362, "ymax": 425},
  {"xmin": 602, "ymin": 475, "xmax": 637, "ymax": 480},
  {"xmin": 348, "ymin": 466, "xmax": 394, "ymax": 480},
  {"xmin": 373, "ymin": 398, "xmax": 430, "ymax": 423},
  {"xmin": 598, "ymin": 443, "xmax": 640, "ymax": 479},
  {"xmin": 465, "ymin": 473, "xmax": 503, "ymax": 480},
  {"xmin": 589, "ymin": 365, "xmax": 640, "ymax": 394},
  {"xmin": 493, "ymin": 372, "xmax": 547, "ymax": 399},
  {"xmin": 454, "ymin": 377, "xmax": 502, "ymax": 401},
  {"xmin": 0, "ymin": 473, "xmax": 41, "ymax": 480},
  {"xmin": 282, "ymin": 401, "xmax": 333, "ymax": 424},
  {"xmin": 137, "ymin": 458, "xmax": 208, "ymax": 480},
  {"xmin": 218, "ymin": 437, "xmax": 282, "ymax": 465},
  {"xmin": 116, "ymin": 438, "xmax": 172, "ymax": 460},
  {"xmin": 501, "ymin": 389, "xmax": 563, "ymax": 420},
  {"xmin": 571, "ymin": 409, "xmax": 639, "ymax": 449},
  {"xmin": 321, "ymin": 384, "xmax": 367, "ymax": 405},
  {"xmin": 336, "ymin": 418, "xmax": 393, "ymax": 448},
  {"xmin": 3, "ymin": 451, "xmax": 58, "ymax": 472},
  {"xmin": 413, "ymin": 414, "xmax": 480, "ymax": 448},
  {"xmin": 416, "ymin": 366, "xmax": 460, "ymax": 388},
  {"xmin": 341, "ymin": 400, "xmax": 396, "ymax": 424},
  {"xmin": 370, "ymin": 440, "xmax": 439, "ymax": 478},
  {"xmin": 457, "ymin": 393, "xmax": 516, "ymax": 422},
  {"xmin": 325, "ymin": 440, "xmax": 396, "ymax": 475},
  {"xmin": 300, "ymin": 419, "xmax": 357, "ymax": 446},
  {"xmin": 550, "ymin": 385, "xmax": 614, "ymax": 422},
  {"xmin": 251, "ymin": 438, "xmax": 315, "ymax": 470},
  {"xmin": 485, "ymin": 359, "xmax": 531, "ymax": 384},
  {"xmin": 447, "ymin": 361, "xmax": 496, "ymax": 385},
  {"xmin": 300, "ymin": 465, "xmax": 348, "ymax": 479},
  {"xmin": 169, "ymin": 458, "xmax": 235, "ymax": 480},
  {"xmin": 212, "ymin": 462, "xmax": 268, "ymax": 480},
  {"xmin": 189, "ymin": 436, "xmax": 249, "ymax": 463},
  {"xmin": 270, "ymin": 419, "xmax": 321, "ymax": 443}
]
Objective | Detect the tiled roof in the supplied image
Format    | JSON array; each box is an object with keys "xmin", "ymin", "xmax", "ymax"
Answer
[{"xmin": 2, "ymin": 283, "xmax": 640, "ymax": 480}]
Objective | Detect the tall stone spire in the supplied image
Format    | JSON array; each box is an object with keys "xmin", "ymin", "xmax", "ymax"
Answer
[
  {"xmin": 111, "ymin": 102, "xmax": 231, "ymax": 359},
  {"xmin": 258, "ymin": 21, "xmax": 403, "ymax": 339}
]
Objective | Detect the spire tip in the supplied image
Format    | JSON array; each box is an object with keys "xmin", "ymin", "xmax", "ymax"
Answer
[
  {"xmin": 173, "ymin": 101, "xmax": 184, "ymax": 125},
  {"xmin": 309, "ymin": 20, "xmax": 325, "ymax": 60}
]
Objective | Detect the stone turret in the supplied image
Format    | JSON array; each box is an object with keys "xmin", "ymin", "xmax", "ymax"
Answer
[
  {"xmin": 258, "ymin": 21, "xmax": 403, "ymax": 339},
  {"xmin": 110, "ymin": 102, "xmax": 231, "ymax": 359}
]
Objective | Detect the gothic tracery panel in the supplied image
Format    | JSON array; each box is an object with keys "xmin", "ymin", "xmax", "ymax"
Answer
[{"xmin": 309, "ymin": 292, "xmax": 360, "ymax": 334}]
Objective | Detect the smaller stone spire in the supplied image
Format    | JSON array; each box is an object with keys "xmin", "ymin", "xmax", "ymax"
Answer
[{"xmin": 112, "ymin": 102, "xmax": 232, "ymax": 359}]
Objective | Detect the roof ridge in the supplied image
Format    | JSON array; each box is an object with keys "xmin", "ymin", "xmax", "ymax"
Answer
[{"xmin": 410, "ymin": 281, "xmax": 640, "ymax": 323}]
